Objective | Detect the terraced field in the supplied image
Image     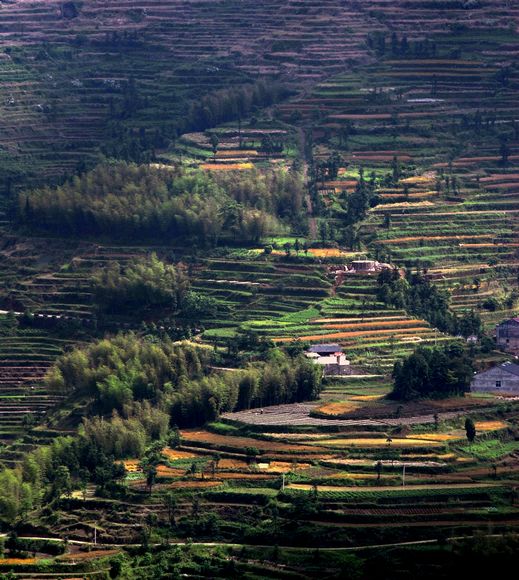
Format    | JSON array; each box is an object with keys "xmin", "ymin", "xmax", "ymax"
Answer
[
  {"xmin": 171, "ymin": 125, "xmax": 298, "ymax": 171},
  {"xmin": 199, "ymin": 266, "xmax": 457, "ymax": 371},
  {"xmin": 33, "ymin": 387, "xmax": 518, "ymax": 553},
  {"xmin": 0, "ymin": 325, "xmax": 73, "ymax": 449},
  {"xmin": 1, "ymin": 3, "xmax": 519, "ymax": 576},
  {"xmin": 0, "ymin": 0, "xmax": 381, "ymax": 191}
]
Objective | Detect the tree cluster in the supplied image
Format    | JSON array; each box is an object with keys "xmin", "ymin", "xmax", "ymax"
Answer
[
  {"xmin": 377, "ymin": 268, "xmax": 482, "ymax": 336},
  {"xmin": 19, "ymin": 163, "xmax": 299, "ymax": 245},
  {"xmin": 46, "ymin": 333, "xmax": 322, "ymax": 426},
  {"xmin": 212, "ymin": 167, "xmax": 306, "ymax": 232},
  {"xmin": 391, "ymin": 343, "xmax": 474, "ymax": 400},
  {"xmin": 1, "ymin": 334, "xmax": 321, "ymax": 524},
  {"xmin": 45, "ymin": 333, "xmax": 210, "ymax": 409},
  {"xmin": 187, "ymin": 81, "xmax": 290, "ymax": 134},
  {"xmin": 92, "ymin": 253, "xmax": 189, "ymax": 315},
  {"xmin": 101, "ymin": 79, "xmax": 289, "ymax": 163},
  {"xmin": 0, "ymin": 427, "xmax": 127, "ymax": 525}
]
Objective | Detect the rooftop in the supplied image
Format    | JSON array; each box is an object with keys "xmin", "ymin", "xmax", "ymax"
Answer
[
  {"xmin": 500, "ymin": 361, "xmax": 519, "ymax": 377},
  {"xmin": 308, "ymin": 343, "xmax": 343, "ymax": 354}
]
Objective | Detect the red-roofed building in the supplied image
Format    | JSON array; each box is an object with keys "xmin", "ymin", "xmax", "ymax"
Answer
[{"xmin": 496, "ymin": 318, "xmax": 519, "ymax": 354}]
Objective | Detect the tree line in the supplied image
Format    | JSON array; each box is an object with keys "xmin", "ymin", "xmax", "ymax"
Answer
[
  {"xmin": 92, "ymin": 253, "xmax": 220, "ymax": 322},
  {"xmin": 92, "ymin": 253, "xmax": 190, "ymax": 315},
  {"xmin": 101, "ymin": 79, "xmax": 291, "ymax": 164},
  {"xmin": 19, "ymin": 162, "xmax": 306, "ymax": 245}
]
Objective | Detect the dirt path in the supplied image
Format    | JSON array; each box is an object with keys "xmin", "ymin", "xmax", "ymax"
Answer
[
  {"xmin": 287, "ymin": 482, "xmax": 501, "ymax": 492},
  {"xmin": 0, "ymin": 533, "xmax": 510, "ymax": 552}
]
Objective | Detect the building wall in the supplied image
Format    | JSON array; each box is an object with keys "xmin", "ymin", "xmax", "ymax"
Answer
[
  {"xmin": 324, "ymin": 363, "xmax": 352, "ymax": 376},
  {"xmin": 496, "ymin": 321, "xmax": 519, "ymax": 353},
  {"xmin": 471, "ymin": 366, "xmax": 519, "ymax": 394},
  {"xmin": 315, "ymin": 354, "xmax": 349, "ymax": 366}
]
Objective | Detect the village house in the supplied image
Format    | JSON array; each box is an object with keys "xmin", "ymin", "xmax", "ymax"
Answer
[
  {"xmin": 327, "ymin": 260, "xmax": 392, "ymax": 287},
  {"xmin": 305, "ymin": 343, "xmax": 351, "ymax": 376},
  {"xmin": 495, "ymin": 317, "xmax": 519, "ymax": 354},
  {"xmin": 470, "ymin": 361, "xmax": 519, "ymax": 394}
]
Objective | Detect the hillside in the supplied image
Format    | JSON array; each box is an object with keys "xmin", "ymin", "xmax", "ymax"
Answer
[
  {"xmin": 0, "ymin": 1, "xmax": 519, "ymax": 578},
  {"xmin": 1, "ymin": 0, "xmax": 518, "ymax": 192}
]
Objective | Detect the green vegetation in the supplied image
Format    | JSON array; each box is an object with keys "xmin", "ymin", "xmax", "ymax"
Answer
[
  {"xmin": 391, "ymin": 344, "xmax": 474, "ymax": 400},
  {"xmin": 377, "ymin": 269, "xmax": 482, "ymax": 336},
  {"xmin": 19, "ymin": 163, "xmax": 303, "ymax": 244},
  {"xmin": 0, "ymin": 2, "xmax": 519, "ymax": 578},
  {"xmin": 46, "ymin": 333, "xmax": 322, "ymax": 422},
  {"xmin": 93, "ymin": 254, "xmax": 189, "ymax": 314}
]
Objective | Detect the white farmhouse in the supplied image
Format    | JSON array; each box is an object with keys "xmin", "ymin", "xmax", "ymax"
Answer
[{"xmin": 305, "ymin": 343, "xmax": 351, "ymax": 376}]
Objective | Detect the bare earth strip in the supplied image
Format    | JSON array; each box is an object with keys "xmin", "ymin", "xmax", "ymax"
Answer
[{"xmin": 222, "ymin": 403, "xmax": 463, "ymax": 427}]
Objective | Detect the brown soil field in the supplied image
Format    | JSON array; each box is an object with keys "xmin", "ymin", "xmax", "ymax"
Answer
[
  {"xmin": 162, "ymin": 448, "xmax": 197, "ymax": 461},
  {"xmin": 168, "ymin": 480, "xmax": 223, "ymax": 489},
  {"xmin": 320, "ymin": 319, "xmax": 426, "ymax": 330},
  {"xmin": 180, "ymin": 430, "xmax": 319, "ymax": 453},
  {"xmin": 382, "ymin": 235, "xmax": 492, "ymax": 244}
]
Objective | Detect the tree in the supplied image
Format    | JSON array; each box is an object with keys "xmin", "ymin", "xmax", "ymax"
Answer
[
  {"xmin": 211, "ymin": 453, "xmax": 221, "ymax": 478},
  {"xmin": 391, "ymin": 345, "xmax": 474, "ymax": 401},
  {"xmin": 465, "ymin": 417, "xmax": 476, "ymax": 444},
  {"xmin": 500, "ymin": 139, "xmax": 510, "ymax": 165},
  {"xmin": 164, "ymin": 492, "xmax": 178, "ymax": 526},
  {"xmin": 375, "ymin": 460, "xmax": 383, "ymax": 482},
  {"xmin": 209, "ymin": 133, "xmax": 219, "ymax": 161},
  {"xmin": 191, "ymin": 497, "xmax": 200, "ymax": 520},
  {"xmin": 52, "ymin": 466, "xmax": 72, "ymax": 499},
  {"xmin": 169, "ymin": 428, "xmax": 181, "ymax": 449},
  {"xmin": 146, "ymin": 465, "xmax": 157, "ymax": 494},
  {"xmin": 261, "ymin": 134, "xmax": 275, "ymax": 158},
  {"xmin": 246, "ymin": 447, "xmax": 260, "ymax": 465}
]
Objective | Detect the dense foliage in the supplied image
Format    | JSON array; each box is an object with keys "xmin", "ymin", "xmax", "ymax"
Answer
[
  {"xmin": 19, "ymin": 163, "xmax": 306, "ymax": 244},
  {"xmin": 214, "ymin": 168, "xmax": 306, "ymax": 233},
  {"xmin": 0, "ymin": 428, "xmax": 128, "ymax": 525},
  {"xmin": 377, "ymin": 268, "xmax": 482, "ymax": 336},
  {"xmin": 45, "ymin": 333, "xmax": 211, "ymax": 410},
  {"xmin": 45, "ymin": 333, "xmax": 322, "ymax": 426},
  {"xmin": 92, "ymin": 253, "xmax": 190, "ymax": 314},
  {"xmin": 0, "ymin": 333, "xmax": 322, "ymax": 525},
  {"xmin": 391, "ymin": 343, "xmax": 474, "ymax": 400}
]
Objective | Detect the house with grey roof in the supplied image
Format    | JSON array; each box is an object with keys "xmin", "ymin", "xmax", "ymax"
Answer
[{"xmin": 470, "ymin": 361, "xmax": 519, "ymax": 394}]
